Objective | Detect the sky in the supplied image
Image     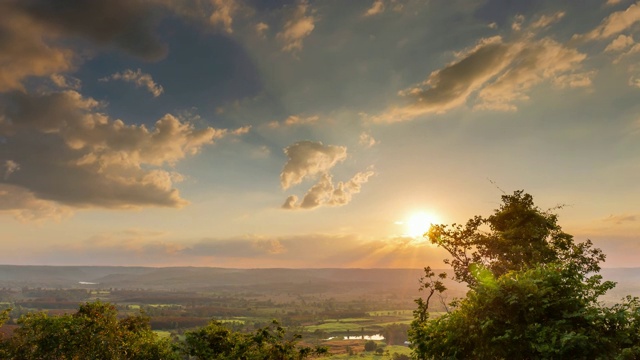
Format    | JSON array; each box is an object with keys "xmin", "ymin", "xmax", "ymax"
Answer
[{"xmin": 0, "ymin": 0, "xmax": 639, "ymax": 268}]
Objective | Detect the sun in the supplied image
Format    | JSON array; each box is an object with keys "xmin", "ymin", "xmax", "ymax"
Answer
[{"xmin": 404, "ymin": 212, "xmax": 440, "ymax": 238}]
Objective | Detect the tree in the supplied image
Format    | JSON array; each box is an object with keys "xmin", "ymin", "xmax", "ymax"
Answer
[
  {"xmin": 6, "ymin": 301, "xmax": 178, "ymax": 359},
  {"xmin": 0, "ymin": 308, "xmax": 10, "ymax": 358},
  {"xmin": 427, "ymin": 191, "xmax": 604, "ymax": 286},
  {"xmin": 381, "ymin": 323, "xmax": 409, "ymax": 346},
  {"xmin": 410, "ymin": 191, "xmax": 640, "ymax": 359},
  {"xmin": 364, "ymin": 340, "xmax": 377, "ymax": 352},
  {"xmin": 183, "ymin": 319, "xmax": 328, "ymax": 359}
]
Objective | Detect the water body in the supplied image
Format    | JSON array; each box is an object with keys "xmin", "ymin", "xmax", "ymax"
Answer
[{"xmin": 325, "ymin": 334, "xmax": 384, "ymax": 341}]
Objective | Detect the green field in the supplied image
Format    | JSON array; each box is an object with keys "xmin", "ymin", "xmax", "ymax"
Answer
[
  {"xmin": 305, "ymin": 321, "xmax": 367, "ymax": 332},
  {"xmin": 326, "ymin": 345, "xmax": 412, "ymax": 359}
]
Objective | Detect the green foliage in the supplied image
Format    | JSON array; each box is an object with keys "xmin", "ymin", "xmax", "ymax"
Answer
[
  {"xmin": 392, "ymin": 353, "xmax": 410, "ymax": 360},
  {"xmin": 183, "ymin": 319, "xmax": 328, "ymax": 359},
  {"xmin": 6, "ymin": 300, "xmax": 178, "ymax": 360},
  {"xmin": 427, "ymin": 190, "xmax": 604, "ymax": 286},
  {"xmin": 411, "ymin": 191, "xmax": 640, "ymax": 360},
  {"xmin": 0, "ymin": 307, "xmax": 10, "ymax": 358},
  {"xmin": 413, "ymin": 266, "xmax": 449, "ymax": 329},
  {"xmin": 381, "ymin": 323, "xmax": 409, "ymax": 345},
  {"xmin": 363, "ymin": 340, "xmax": 376, "ymax": 352}
]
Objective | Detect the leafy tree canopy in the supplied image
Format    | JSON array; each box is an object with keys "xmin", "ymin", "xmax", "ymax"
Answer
[
  {"xmin": 183, "ymin": 319, "xmax": 328, "ymax": 360},
  {"xmin": 410, "ymin": 191, "xmax": 640, "ymax": 360},
  {"xmin": 6, "ymin": 300, "xmax": 178, "ymax": 360}
]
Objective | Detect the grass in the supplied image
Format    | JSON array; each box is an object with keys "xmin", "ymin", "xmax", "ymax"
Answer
[
  {"xmin": 325, "ymin": 345, "xmax": 412, "ymax": 359},
  {"xmin": 153, "ymin": 330, "xmax": 172, "ymax": 339},
  {"xmin": 367, "ymin": 310, "xmax": 413, "ymax": 316},
  {"xmin": 305, "ymin": 321, "xmax": 366, "ymax": 332}
]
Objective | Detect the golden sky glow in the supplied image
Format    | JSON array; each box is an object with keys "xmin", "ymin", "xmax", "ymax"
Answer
[{"xmin": 0, "ymin": 0, "xmax": 639, "ymax": 268}]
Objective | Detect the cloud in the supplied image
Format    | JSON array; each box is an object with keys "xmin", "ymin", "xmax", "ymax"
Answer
[
  {"xmin": 0, "ymin": 90, "xmax": 247, "ymax": 213},
  {"xmin": 573, "ymin": 2, "xmax": 640, "ymax": 42},
  {"xmin": 0, "ymin": 184, "xmax": 73, "ymax": 222},
  {"xmin": 100, "ymin": 69, "xmax": 164, "ymax": 97},
  {"xmin": 476, "ymin": 38, "xmax": 589, "ymax": 111},
  {"xmin": 603, "ymin": 214, "xmax": 638, "ymax": 224},
  {"xmin": 209, "ymin": 0, "xmax": 239, "ymax": 34},
  {"xmin": 0, "ymin": 3, "xmax": 75, "ymax": 92},
  {"xmin": 268, "ymin": 114, "xmax": 319, "ymax": 128},
  {"xmin": 3, "ymin": 160, "xmax": 20, "ymax": 180},
  {"xmin": 11, "ymin": 0, "xmax": 167, "ymax": 60},
  {"xmin": 184, "ymin": 233, "xmax": 448, "ymax": 268},
  {"xmin": 364, "ymin": 0, "xmax": 385, "ymax": 17},
  {"xmin": 512, "ymin": 14, "xmax": 525, "ymax": 31},
  {"xmin": 359, "ymin": 132, "xmax": 377, "ymax": 148},
  {"xmin": 605, "ymin": 34, "xmax": 635, "ymax": 52},
  {"xmin": 277, "ymin": 1, "xmax": 316, "ymax": 53},
  {"xmin": 50, "ymin": 74, "xmax": 82, "ymax": 90},
  {"xmin": 255, "ymin": 22, "xmax": 269, "ymax": 38},
  {"xmin": 370, "ymin": 16, "xmax": 591, "ymax": 122},
  {"xmin": 370, "ymin": 36, "xmax": 512, "ymax": 122},
  {"xmin": 280, "ymin": 141, "xmax": 347, "ymax": 189},
  {"xmin": 283, "ymin": 171, "xmax": 374, "ymax": 210},
  {"xmin": 530, "ymin": 11, "xmax": 565, "ymax": 29},
  {"xmin": 280, "ymin": 141, "xmax": 373, "ymax": 210},
  {"xmin": 606, "ymin": 0, "xmax": 623, "ymax": 5},
  {"xmin": 281, "ymin": 195, "xmax": 299, "ymax": 210},
  {"xmin": 0, "ymin": 0, "xmax": 173, "ymax": 92}
]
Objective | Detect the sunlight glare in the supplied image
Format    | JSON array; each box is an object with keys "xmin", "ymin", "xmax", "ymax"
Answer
[{"xmin": 405, "ymin": 212, "xmax": 439, "ymax": 238}]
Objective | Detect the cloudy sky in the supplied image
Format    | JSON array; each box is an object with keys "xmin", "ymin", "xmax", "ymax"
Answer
[{"xmin": 1, "ymin": 0, "xmax": 639, "ymax": 268}]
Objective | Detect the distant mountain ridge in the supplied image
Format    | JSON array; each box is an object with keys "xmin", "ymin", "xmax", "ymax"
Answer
[{"xmin": 0, "ymin": 265, "xmax": 638, "ymax": 301}]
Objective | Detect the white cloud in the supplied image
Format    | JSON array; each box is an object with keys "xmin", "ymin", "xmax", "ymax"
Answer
[
  {"xmin": 50, "ymin": 74, "xmax": 82, "ymax": 90},
  {"xmin": 277, "ymin": 1, "xmax": 316, "ymax": 53},
  {"xmin": 359, "ymin": 132, "xmax": 377, "ymax": 148},
  {"xmin": 553, "ymin": 71, "xmax": 596, "ymax": 88},
  {"xmin": 0, "ymin": 90, "xmax": 247, "ymax": 212},
  {"xmin": 3, "ymin": 160, "xmax": 20, "ymax": 180},
  {"xmin": 605, "ymin": 34, "xmax": 635, "ymax": 52},
  {"xmin": 291, "ymin": 171, "xmax": 374, "ymax": 210},
  {"xmin": 369, "ymin": 15, "xmax": 592, "ymax": 122},
  {"xmin": 280, "ymin": 141, "xmax": 347, "ymax": 189},
  {"xmin": 100, "ymin": 69, "xmax": 164, "ymax": 97},
  {"xmin": 477, "ymin": 38, "xmax": 588, "ymax": 111},
  {"xmin": 364, "ymin": 0, "xmax": 385, "ymax": 17},
  {"xmin": 0, "ymin": 184, "xmax": 72, "ymax": 222},
  {"xmin": 268, "ymin": 114, "xmax": 319, "ymax": 128},
  {"xmin": 282, "ymin": 195, "xmax": 299, "ymax": 209},
  {"xmin": 628, "ymin": 75, "xmax": 640, "ymax": 87},
  {"xmin": 255, "ymin": 22, "xmax": 269, "ymax": 38},
  {"xmin": 280, "ymin": 141, "xmax": 374, "ymax": 210},
  {"xmin": 573, "ymin": 2, "xmax": 640, "ymax": 42},
  {"xmin": 209, "ymin": 0, "xmax": 238, "ymax": 34},
  {"xmin": 512, "ymin": 14, "xmax": 525, "ymax": 31},
  {"xmin": 370, "ymin": 36, "xmax": 513, "ymax": 122},
  {"xmin": 531, "ymin": 11, "xmax": 565, "ymax": 29}
]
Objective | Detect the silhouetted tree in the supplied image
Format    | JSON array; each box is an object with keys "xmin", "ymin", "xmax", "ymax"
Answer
[
  {"xmin": 410, "ymin": 191, "xmax": 640, "ymax": 359},
  {"xmin": 7, "ymin": 301, "xmax": 178, "ymax": 359}
]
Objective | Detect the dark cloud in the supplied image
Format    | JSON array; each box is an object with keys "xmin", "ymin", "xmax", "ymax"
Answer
[
  {"xmin": 13, "ymin": 0, "xmax": 168, "ymax": 60},
  {"xmin": 0, "ymin": 90, "xmax": 245, "ymax": 215}
]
